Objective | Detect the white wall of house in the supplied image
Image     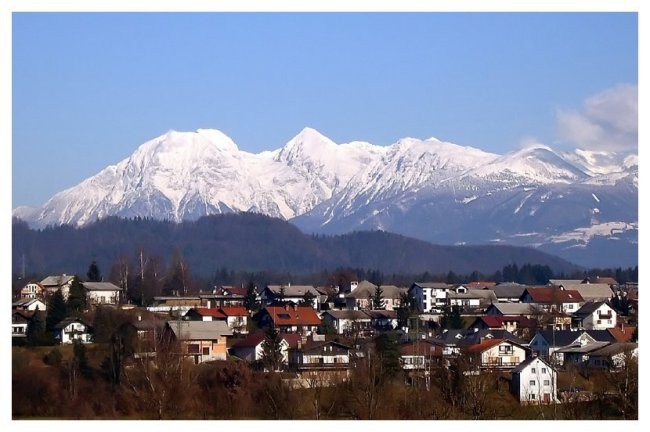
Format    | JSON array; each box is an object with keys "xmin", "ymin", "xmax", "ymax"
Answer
[
  {"xmin": 87, "ymin": 290, "xmax": 120, "ymax": 305},
  {"xmin": 58, "ymin": 322, "xmax": 91, "ymax": 344},
  {"xmin": 582, "ymin": 304, "xmax": 617, "ymax": 330},
  {"xmin": 21, "ymin": 283, "xmax": 43, "ymax": 299},
  {"xmin": 12, "ymin": 323, "xmax": 28, "ymax": 337},
  {"xmin": 226, "ymin": 315, "xmax": 248, "ymax": 333},
  {"xmin": 513, "ymin": 358, "xmax": 557, "ymax": 404},
  {"xmin": 479, "ymin": 342, "xmax": 527, "ymax": 367}
]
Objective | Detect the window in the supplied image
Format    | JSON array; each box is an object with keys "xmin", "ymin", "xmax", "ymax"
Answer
[
  {"xmin": 188, "ymin": 344, "xmax": 200, "ymax": 354},
  {"xmin": 530, "ymin": 394, "xmax": 536, "ymax": 400},
  {"xmin": 499, "ymin": 345, "xmax": 513, "ymax": 354},
  {"xmin": 568, "ymin": 304, "xmax": 574, "ymax": 309},
  {"xmin": 202, "ymin": 347, "xmax": 210, "ymax": 355},
  {"xmin": 607, "ymin": 320, "xmax": 612, "ymax": 324},
  {"xmin": 531, "ymin": 368, "xmax": 536, "ymax": 373},
  {"xmin": 544, "ymin": 380, "xmax": 550, "ymax": 386},
  {"xmin": 529, "ymin": 380, "xmax": 536, "ymax": 386},
  {"xmin": 541, "ymin": 368, "xmax": 547, "ymax": 374}
]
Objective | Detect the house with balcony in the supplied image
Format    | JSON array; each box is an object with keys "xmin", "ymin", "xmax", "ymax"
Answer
[
  {"xmin": 399, "ymin": 339, "xmax": 444, "ymax": 370},
  {"xmin": 165, "ymin": 320, "xmax": 233, "ymax": 364},
  {"xmin": 409, "ymin": 282, "xmax": 452, "ymax": 313},
  {"xmin": 261, "ymin": 284, "xmax": 321, "ymax": 309},
  {"xmin": 528, "ymin": 329, "xmax": 616, "ymax": 366},
  {"xmin": 12, "ymin": 297, "xmax": 47, "ymax": 312},
  {"xmin": 446, "ymin": 289, "xmax": 497, "ymax": 311},
  {"xmin": 40, "ymin": 274, "xmax": 75, "ymax": 299},
  {"xmin": 344, "ymin": 282, "xmax": 407, "ymax": 311},
  {"xmin": 464, "ymin": 338, "xmax": 528, "ymax": 369},
  {"xmin": 54, "ymin": 317, "xmax": 92, "ymax": 344},
  {"xmin": 571, "ymin": 301, "xmax": 617, "ymax": 330},
  {"xmin": 288, "ymin": 336, "xmax": 352, "ymax": 379},
  {"xmin": 219, "ymin": 306, "xmax": 250, "ymax": 334},
  {"xmin": 511, "ymin": 356, "xmax": 558, "ymax": 404},
  {"xmin": 82, "ymin": 281, "xmax": 122, "ymax": 305},
  {"xmin": 519, "ymin": 287, "xmax": 584, "ymax": 315},
  {"xmin": 229, "ymin": 330, "xmax": 301, "ymax": 364},
  {"xmin": 19, "ymin": 282, "xmax": 45, "ymax": 299},
  {"xmin": 258, "ymin": 304, "xmax": 321, "ymax": 335},
  {"xmin": 320, "ymin": 310, "xmax": 372, "ymax": 335}
]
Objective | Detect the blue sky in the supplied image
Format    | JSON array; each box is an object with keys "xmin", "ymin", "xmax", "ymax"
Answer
[{"xmin": 12, "ymin": 12, "xmax": 637, "ymax": 208}]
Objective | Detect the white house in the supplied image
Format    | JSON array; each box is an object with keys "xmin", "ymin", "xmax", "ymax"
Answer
[
  {"xmin": 40, "ymin": 274, "xmax": 75, "ymax": 299},
  {"xmin": 20, "ymin": 282, "xmax": 45, "ymax": 299},
  {"xmin": 321, "ymin": 310, "xmax": 372, "ymax": 335},
  {"xmin": 587, "ymin": 343, "xmax": 638, "ymax": 370},
  {"xmin": 261, "ymin": 284, "xmax": 321, "ymax": 309},
  {"xmin": 54, "ymin": 317, "xmax": 92, "ymax": 344},
  {"xmin": 82, "ymin": 281, "xmax": 122, "ymax": 305},
  {"xmin": 446, "ymin": 289, "xmax": 497, "ymax": 310},
  {"xmin": 465, "ymin": 339, "xmax": 528, "ymax": 369},
  {"xmin": 511, "ymin": 356, "xmax": 558, "ymax": 404},
  {"xmin": 229, "ymin": 331, "xmax": 300, "ymax": 364},
  {"xmin": 571, "ymin": 301, "xmax": 617, "ymax": 330},
  {"xmin": 409, "ymin": 282, "xmax": 452, "ymax": 313},
  {"xmin": 12, "ymin": 311, "xmax": 31, "ymax": 339},
  {"xmin": 12, "ymin": 298, "xmax": 47, "ymax": 312}
]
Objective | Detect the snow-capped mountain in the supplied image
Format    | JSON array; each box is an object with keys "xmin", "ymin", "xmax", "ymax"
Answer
[{"xmin": 14, "ymin": 127, "xmax": 638, "ymax": 267}]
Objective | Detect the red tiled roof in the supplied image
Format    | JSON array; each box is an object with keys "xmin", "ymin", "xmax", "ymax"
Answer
[
  {"xmin": 593, "ymin": 276, "xmax": 618, "ymax": 285},
  {"xmin": 219, "ymin": 306, "xmax": 249, "ymax": 317},
  {"xmin": 500, "ymin": 315, "xmax": 537, "ymax": 328},
  {"xmin": 465, "ymin": 338, "xmax": 507, "ymax": 353},
  {"xmin": 264, "ymin": 306, "xmax": 321, "ymax": 326},
  {"xmin": 524, "ymin": 287, "xmax": 584, "ymax": 303},
  {"xmin": 399, "ymin": 340, "xmax": 443, "ymax": 356},
  {"xmin": 195, "ymin": 307, "xmax": 227, "ymax": 319},
  {"xmin": 608, "ymin": 325, "xmax": 636, "ymax": 343},
  {"xmin": 477, "ymin": 316, "xmax": 504, "ymax": 328},
  {"xmin": 214, "ymin": 286, "xmax": 248, "ymax": 297}
]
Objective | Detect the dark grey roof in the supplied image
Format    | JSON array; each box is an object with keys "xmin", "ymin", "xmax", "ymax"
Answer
[
  {"xmin": 462, "ymin": 329, "xmax": 526, "ymax": 346},
  {"xmin": 322, "ymin": 310, "xmax": 371, "ymax": 320},
  {"xmin": 512, "ymin": 356, "xmax": 554, "ymax": 374},
  {"xmin": 573, "ymin": 301, "xmax": 609, "ymax": 317},
  {"xmin": 556, "ymin": 341, "xmax": 610, "ymax": 354},
  {"xmin": 589, "ymin": 342, "xmax": 638, "ymax": 357},
  {"xmin": 40, "ymin": 274, "xmax": 74, "ymax": 287},
  {"xmin": 536, "ymin": 330, "xmax": 615, "ymax": 347},
  {"xmin": 491, "ymin": 284, "xmax": 528, "ymax": 298},
  {"xmin": 365, "ymin": 310, "xmax": 398, "ymax": 319},
  {"xmin": 561, "ymin": 283, "xmax": 613, "ymax": 301},
  {"xmin": 434, "ymin": 329, "xmax": 465, "ymax": 346},
  {"xmin": 487, "ymin": 303, "xmax": 537, "ymax": 315}
]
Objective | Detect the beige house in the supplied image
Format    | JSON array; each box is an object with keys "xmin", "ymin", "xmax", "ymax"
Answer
[
  {"xmin": 166, "ymin": 320, "xmax": 233, "ymax": 364},
  {"xmin": 465, "ymin": 338, "xmax": 528, "ymax": 369},
  {"xmin": 82, "ymin": 281, "xmax": 122, "ymax": 305},
  {"xmin": 40, "ymin": 274, "xmax": 75, "ymax": 299}
]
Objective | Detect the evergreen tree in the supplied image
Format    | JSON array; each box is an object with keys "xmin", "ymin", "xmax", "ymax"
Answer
[
  {"xmin": 67, "ymin": 277, "xmax": 88, "ymax": 312},
  {"xmin": 86, "ymin": 260, "xmax": 102, "ymax": 282},
  {"xmin": 300, "ymin": 290, "xmax": 316, "ymax": 308},
  {"xmin": 46, "ymin": 289, "xmax": 68, "ymax": 332},
  {"xmin": 260, "ymin": 324, "xmax": 284, "ymax": 372},
  {"xmin": 446, "ymin": 271, "xmax": 458, "ymax": 285},
  {"xmin": 372, "ymin": 285, "xmax": 385, "ymax": 310},
  {"xmin": 396, "ymin": 291, "xmax": 418, "ymax": 328},
  {"xmin": 374, "ymin": 332, "xmax": 401, "ymax": 380},
  {"xmin": 440, "ymin": 306, "xmax": 464, "ymax": 329},
  {"xmin": 243, "ymin": 280, "xmax": 259, "ymax": 312},
  {"xmin": 26, "ymin": 308, "xmax": 54, "ymax": 346}
]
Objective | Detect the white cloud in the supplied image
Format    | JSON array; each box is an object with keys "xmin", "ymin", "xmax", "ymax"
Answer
[{"xmin": 556, "ymin": 83, "xmax": 637, "ymax": 153}]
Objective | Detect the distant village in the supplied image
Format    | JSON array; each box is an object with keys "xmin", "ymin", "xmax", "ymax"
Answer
[{"xmin": 12, "ymin": 266, "xmax": 638, "ymax": 420}]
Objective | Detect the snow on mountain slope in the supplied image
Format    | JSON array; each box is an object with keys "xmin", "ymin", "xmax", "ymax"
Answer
[{"xmin": 14, "ymin": 127, "xmax": 637, "ymax": 266}]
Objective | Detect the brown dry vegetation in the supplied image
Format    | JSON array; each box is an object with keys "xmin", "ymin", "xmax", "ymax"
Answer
[{"xmin": 12, "ymin": 346, "xmax": 636, "ymax": 420}]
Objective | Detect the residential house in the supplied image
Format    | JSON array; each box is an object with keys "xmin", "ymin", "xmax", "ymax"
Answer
[
  {"xmin": 54, "ymin": 317, "xmax": 92, "ymax": 344},
  {"xmin": 519, "ymin": 287, "xmax": 584, "ymax": 315},
  {"xmin": 511, "ymin": 356, "xmax": 558, "ymax": 404},
  {"xmin": 485, "ymin": 302, "xmax": 538, "ymax": 317},
  {"xmin": 82, "ymin": 281, "xmax": 122, "ymax": 305},
  {"xmin": 12, "ymin": 310, "xmax": 32, "ymax": 339},
  {"xmin": 184, "ymin": 307, "xmax": 227, "ymax": 321},
  {"xmin": 344, "ymin": 282, "xmax": 407, "ymax": 311},
  {"xmin": 465, "ymin": 281, "xmax": 497, "ymax": 289},
  {"xmin": 12, "ymin": 298, "xmax": 47, "ymax": 312},
  {"xmin": 446, "ymin": 289, "xmax": 497, "ymax": 311},
  {"xmin": 20, "ymin": 282, "xmax": 44, "ymax": 299},
  {"xmin": 464, "ymin": 339, "xmax": 528, "ymax": 369},
  {"xmin": 409, "ymin": 282, "xmax": 452, "ymax": 313},
  {"xmin": 461, "ymin": 329, "xmax": 527, "ymax": 347},
  {"xmin": 556, "ymin": 341, "xmax": 611, "ymax": 368},
  {"xmin": 288, "ymin": 336, "xmax": 352, "ymax": 378},
  {"xmin": 586, "ymin": 276, "xmax": 618, "ymax": 287},
  {"xmin": 491, "ymin": 283, "xmax": 528, "ymax": 303},
  {"xmin": 433, "ymin": 329, "xmax": 465, "ymax": 357},
  {"xmin": 366, "ymin": 310, "xmax": 399, "ymax": 331},
  {"xmin": 467, "ymin": 315, "xmax": 536, "ymax": 338},
  {"xmin": 200, "ymin": 285, "xmax": 249, "ymax": 308},
  {"xmin": 118, "ymin": 317, "xmax": 166, "ymax": 358},
  {"xmin": 320, "ymin": 310, "xmax": 372, "ymax": 335},
  {"xmin": 219, "ymin": 306, "xmax": 250, "ymax": 334},
  {"xmin": 261, "ymin": 284, "xmax": 321, "ymax": 309},
  {"xmin": 572, "ymin": 301, "xmax": 617, "ymax": 330},
  {"xmin": 258, "ymin": 304, "xmax": 321, "ymax": 335},
  {"xmin": 229, "ymin": 330, "xmax": 300, "ymax": 364},
  {"xmin": 608, "ymin": 323, "xmax": 636, "ymax": 343},
  {"xmin": 399, "ymin": 339, "xmax": 444, "ymax": 370},
  {"xmin": 586, "ymin": 342, "xmax": 638, "ymax": 370},
  {"xmin": 40, "ymin": 274, "xmax": 75, "ymax": 299},
  {"xmin": 147, "ymin": 296, "xmax": 201, "ymax": 314},
  {"xmin": 528, "ymin": 330, "xmax": 616, "ymax": 366},
  {"xmin": 165, "ymin": 320, "xmax": 233, "ymax": 364},
  {"xmin": 553, "ymin": 283, "xmax": 614, "ymax": 303}
]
